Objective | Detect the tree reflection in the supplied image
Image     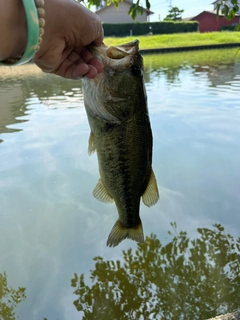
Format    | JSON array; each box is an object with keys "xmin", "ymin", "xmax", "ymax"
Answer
[
  {"xmin": 0, "ymin": 64, "xmax": 83, "ymax": 143},
  {"xmin": 71, "ymin": 223, "xmax": 240, "ymax": 320},
  {"xmin": 0, "ymin": 272, "xmax": 26, "ymax": 320}
]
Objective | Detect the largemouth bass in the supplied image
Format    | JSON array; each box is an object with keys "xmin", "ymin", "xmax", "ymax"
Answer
[{"xmin": 82, "ymin": 40, "xmax": 159, "ymax": 247}]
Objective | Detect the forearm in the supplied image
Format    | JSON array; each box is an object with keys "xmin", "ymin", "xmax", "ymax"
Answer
[
  {"xmin": 0, "ymin": 0, "xmax": 104, "ymax": 79},
  {"xmin": 0, "ymin": 0, "xmax": 27, "ymax": 61}
]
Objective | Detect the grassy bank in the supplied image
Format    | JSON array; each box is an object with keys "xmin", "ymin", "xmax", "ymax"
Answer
[{"xmin": 104, "ymin": 32, "xmax": 240, "ymax": 49}]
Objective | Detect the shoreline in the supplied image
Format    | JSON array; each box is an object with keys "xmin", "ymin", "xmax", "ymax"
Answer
[{"xmin": 139, "ymin": 42, "xmax": 240, "ymax": 54}]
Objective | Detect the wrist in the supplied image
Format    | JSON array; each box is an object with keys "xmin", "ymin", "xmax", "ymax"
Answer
[{"xmin": 0, "ymin": 0, "xmax": 27, "ymax": 61}]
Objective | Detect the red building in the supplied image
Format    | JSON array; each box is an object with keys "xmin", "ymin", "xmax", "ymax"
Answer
[{"xmin": 190, "ymin": 11, "xmax": 240, "ymax": 32}]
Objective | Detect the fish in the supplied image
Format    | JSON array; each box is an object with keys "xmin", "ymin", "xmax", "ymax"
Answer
[{"xmin": 82, "ymin": 40, "xmax": 159, "ymax": 247}]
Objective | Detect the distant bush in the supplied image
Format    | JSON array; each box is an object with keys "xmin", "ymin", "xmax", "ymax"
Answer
[
  {"xmin": 219, "ymin": 25, "xmax": 240, "ymax": 31},
  {"xmin": 102, "ymin": 21, "xmax": 199, "ymax": 37}
]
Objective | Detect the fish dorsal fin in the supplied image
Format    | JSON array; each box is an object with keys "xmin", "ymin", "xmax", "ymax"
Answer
[
  {"xmin": 93, "ymin": 178, "xmax": 114, "ymax": 203},
  {"xmin": 142, "ymin": 169, "xmax": 159, "ymax": 207},
  {"xmin": 88, "ymin": 131, "xmax": 96, "ymax": 155}
]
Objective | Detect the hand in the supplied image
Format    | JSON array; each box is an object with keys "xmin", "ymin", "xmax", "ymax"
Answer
[{"xmin": 33, "ymin": 0, "xmax": 104, "ymax": 79}]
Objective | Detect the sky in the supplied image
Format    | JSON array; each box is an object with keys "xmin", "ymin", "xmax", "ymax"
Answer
[{"xmin": 144, "ymin": 0, "xmax": 214, "ymax": 21}]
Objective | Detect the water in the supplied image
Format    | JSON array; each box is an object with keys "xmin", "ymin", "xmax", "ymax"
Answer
[{"xmin": 0, "ymin": 49, "xmax": 240, "ymax": 320}]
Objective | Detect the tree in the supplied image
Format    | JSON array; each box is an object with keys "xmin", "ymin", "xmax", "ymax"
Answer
[
  {"xmin": 215, "ymin": 0, "xmax": 240, "ymax": 20},
  {"xmin": 0, "ymin": 272, "xmax": 26, "ymax": 320},
  {"xmin": 164, "ymin": 6, "xmax": 184, "ymax": 21},
  {"xmin": 78, "ymin": 0, "xmax": 151, "ymax": 19},
  {"xmin": 71, "ymin": 223, "xmax": 240, "ymax": 320},
  {"xmin": 77, "ymin": 0, "xmax": 238, "ymax": 20}
]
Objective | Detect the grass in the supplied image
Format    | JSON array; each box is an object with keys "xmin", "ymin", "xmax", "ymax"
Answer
[{"xmin": 104, "ymin": 32, "xmax": 240, "ymax": 49}]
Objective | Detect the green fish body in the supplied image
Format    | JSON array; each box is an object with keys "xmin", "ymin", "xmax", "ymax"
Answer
[{"xmin": 82, "ymin": 40, "xmax": 159, "ymax": 247}]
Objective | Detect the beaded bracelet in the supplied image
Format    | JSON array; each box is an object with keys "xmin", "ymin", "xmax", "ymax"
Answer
[{"xmin": 0, "ymin": 0, "xmax": 45, "ymax": 66}]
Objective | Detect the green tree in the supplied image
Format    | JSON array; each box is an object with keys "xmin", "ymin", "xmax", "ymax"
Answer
[
  {"xmin": 78, "ymin": 0, "xmax": 151, "ymax": 19},
  {"xmin": 216, "ymin": 0, "xmax": 239, "ymax": 19},
  {"xmin": 78, "ymin": 0, "xmax": 238, "ymax": 20},
  {"xmin": 0, "ymin": 272, "xmax": 26, "ymax": 320},
  {"xmin": 71, "ymin": 223, "xmax": 240, "ymax": 320},
  {"xmin": 164, "ymin": 6, "xmax": 184, "ymax": 21}
]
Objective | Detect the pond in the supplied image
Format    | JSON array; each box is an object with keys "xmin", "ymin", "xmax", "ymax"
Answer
[{"xmin": 0, "ymin": 48, "xmax": 240, "ymax": 320}]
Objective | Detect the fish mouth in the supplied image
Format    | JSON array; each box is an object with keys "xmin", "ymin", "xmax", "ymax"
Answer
[
  {"xmin": 106, "ymin": 39, "xmax": 139, "ymax": 60},
  {"xmin": 89, "ymin": 39, "xmax": 140, "ymax": 67}
]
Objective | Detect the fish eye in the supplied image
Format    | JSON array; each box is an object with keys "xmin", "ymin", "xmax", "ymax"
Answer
[{"xmin": 131, "ymin": 65, "xmax": 141, "ymax": 76}]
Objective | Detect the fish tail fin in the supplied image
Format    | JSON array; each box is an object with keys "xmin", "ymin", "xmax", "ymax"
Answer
[{"xmin": 106, "ymin": 220, "xmax": 144, "ymax": 248}]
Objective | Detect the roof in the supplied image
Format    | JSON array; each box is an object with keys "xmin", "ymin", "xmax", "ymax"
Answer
[
  {"xmin": 95, "ymin": 0, "xmax": 154, "ymax": 15},
  {"xmin": 182, "ymin": 17, "xmax": 194, "ymax": 21}
]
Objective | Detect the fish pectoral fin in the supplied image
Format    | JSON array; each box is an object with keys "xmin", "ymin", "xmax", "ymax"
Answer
[
  {"xmin": 93, "ymin": 178, "xmax": 114, "ymax": 203},
  {"xmin": 142, "ymin": 169, "xmax": 159, "ymax": 207},
  {"xmin": 88, "ymin": 131, "xmax": 97, "ymax": 155},
  {"xmin": 107, "ymin": 220, "xmax": 144, "ymax": 248}
]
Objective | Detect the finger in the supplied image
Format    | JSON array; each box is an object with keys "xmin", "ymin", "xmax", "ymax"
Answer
[
  {"xmin": 73, "ymin": 48, "xmax": 104, "ymax": 73},
  {"xmin": 67, "ymin": 52, "xmax": 104, "ymax": 78},
  {"xmin": 73, "ymin": 47, "xmax": 95, "ymax": 63},
  {"xmin": 53, "ymin": 55, "xmax": 100, "ymax": 80},
  {"xmin": 71, "ymin": 60, "xmax": 102, "ymax": 79},
  {"xmin": 54, "ymin": 58, "xmax": 89, "ymax": 79},
  {"xmin": 78, "ymin": 50, "xmax": 104, "ymax": 70},
  {"xmin": 86, "ymin": 58, "xmax": 104, "ymax": 74},
  {"xmin": 93, "ymin": 26, "xmax": 104, "ymax": 46},
  {"xmin": 74, "ymin": 55, "xmax": 104, "ymax": 73},
  {"xmin": 49, "ymin": 47, "xmax": 104, "ymax": 79},
  {"xmin": 77, "ymin": 65, "xmax": 98, "ymax": 79}
]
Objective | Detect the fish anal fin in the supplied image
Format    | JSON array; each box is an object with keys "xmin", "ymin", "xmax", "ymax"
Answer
[
  {"xmin": 88, "ymin": 131, "xmax": 96, "ymax": 155},
  {"xmin": 142, "ymin": 169, "xmax": 159, "ymax": 207},
  {"xmin": 107, "ymin": 220, "xmax": 144, "ymax": 248},
  {"xmin": 93, "ymin": 178, "xmax": 114, "ymax": 203}
]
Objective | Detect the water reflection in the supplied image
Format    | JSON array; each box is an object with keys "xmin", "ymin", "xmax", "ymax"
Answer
[
  {"xmin": 1, "ymin": 49, "xmax": 240, "ymax": 143},
  {"xmin": 0, "ymin": 49, "xmax": 240, "ymax": 319},
  {"xmin": 71, "ymin": 224, "xmax": 240, "ymax": 320},
  {"xmin": 0, "ymin": 64, "xmax": 83, "ymax": 143},
  {"xmin": 0, "ymin": 272, "xmax": 26, "ymax": 320},
  {"xmin": 143, "ymin": 48, "xmax": 240, "ymax": 87},
  {"xmin": 2, "ymin": 224, "xmax": 238, "ymax": 320},
  {"xmin": 0, "ymin": 72, "xmax": 28, "ymax": 141}
]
